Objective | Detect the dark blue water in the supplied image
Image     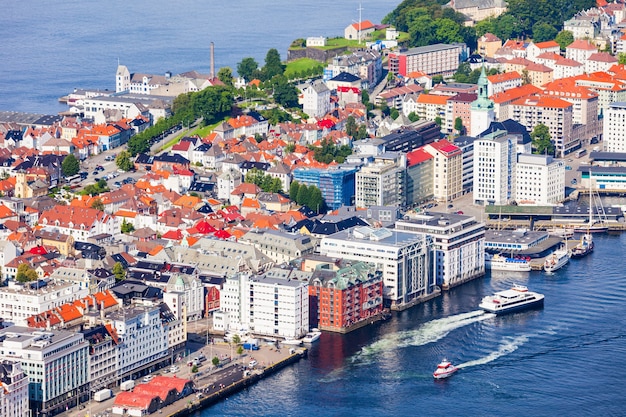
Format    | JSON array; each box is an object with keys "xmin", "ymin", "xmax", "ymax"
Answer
[
  {"xmin": 0, "ymin": 0, "xmax": 394, "ymax": 114},
  {"xmin": 200, "ymin": 234, "xmax": 626, "ymax": 416}
]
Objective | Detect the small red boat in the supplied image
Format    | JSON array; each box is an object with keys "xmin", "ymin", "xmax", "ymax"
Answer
[{"xmin": 433, "ymin": 359, "xmax": 458, "ymax": 379}]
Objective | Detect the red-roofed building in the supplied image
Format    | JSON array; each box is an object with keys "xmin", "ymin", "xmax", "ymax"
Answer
[
  {"xmin": 424, "ymin": 140, "xmax": 463, "ymax": 202},
  {"xmin": 406, "ymin": 149, "xmax": 434, "ymax": 205},
  {"xmin": 491, "ymin": 84, "xmax": 542, "ymax": 120},
  {"xmin": 112, "ymin": 391, "xmax": 160, "ymax": 415},
  {"xmin": 527, "ymin": 40, "xmax": 560, "ymax": 61},
  {"xmin": 344, "ymin": 20, "xmax": 375, "ymax": 41},
  {"xmin": 586, "ymin": 52, "xmax": 618, "ymax": 74},
  {"xmin": 566, "ymin": 39, "xmax": 598, "ymax": 63},
  {"xmin": 487, "ymin": 71, "xmax": 522, "ymax": 96}
]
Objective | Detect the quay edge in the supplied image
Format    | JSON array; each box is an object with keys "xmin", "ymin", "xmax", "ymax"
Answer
[{"xmin": 165, "ymin": 348, "xmax": 307, "ymax": 417}]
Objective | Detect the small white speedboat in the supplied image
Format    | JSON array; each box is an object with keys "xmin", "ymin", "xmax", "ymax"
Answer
[
  {"xmin": 302, "ymin": 330, "xmax": 321, "ymax": 344},
  {"xmin": 281, "ymin": 338, "xmax": 303, "ymax": 346},
  {"xmin": 433, "ymin": 359, "xmax": 458, "ymax": 379}
]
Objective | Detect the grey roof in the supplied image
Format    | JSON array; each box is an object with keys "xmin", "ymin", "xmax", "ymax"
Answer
[{"xmin": 330, "ymin": 72, "xmax": 361, "ymax": 83}]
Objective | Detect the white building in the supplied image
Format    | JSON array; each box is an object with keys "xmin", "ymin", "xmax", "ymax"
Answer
[
  {"xmin": 214, "ymin": 270, "xmax": 310, "ymax": 339},
  {"xmin": 0, "ymin": 327, "xmax": 89, "ymax": 416},
  {"xmin": 302, "ymin": 80, "xmax": 331, "ymax": 119},
  {"xmin": 395, "ymin": 213, "xmax": 485, "ymax": 289},
  {"xmin": 319, "ymin": 226, "xmax": 434, "ymax": 310},
  {"xmin": 82, "ymin": 325, "xmax": 118, "ymax": 393},
  {"xmin": 355, "ymin": 153, "xmax": 406, "ymax": 208},
  {"xmin": 108, "ymin": 306, "xmax": 168, "ymax": 381},
  {"xmin": 515, "ymin": 154, "xmax": 565, "ymax": 205},
  {"xmin": 217, "ymin": 169, "xmax": 242, "ymax": 201},
  {"xmin": 473, "ymin": 130, "xmax": 516, "ymax": 206},
  {"xmin": 423, "ymin": 140, "xmax": 464, "ymax": 202},
  {"xmin": 166, "ymin": 273, "xmax": 204, "ymax": 321},
  {"xmin": 0, "ymin": 281, "xmax": 89, "ymax": 326},
  {"xmin": 0, "ymin": 360, "xmax": 29, "ymax": 417},
  {"xmin": 306, "ymin": 37, "xmax": 326, "ymax": 47},
  {"xmin": 604, "ymin": 102, "xmax": 626, "ymax": 152}
]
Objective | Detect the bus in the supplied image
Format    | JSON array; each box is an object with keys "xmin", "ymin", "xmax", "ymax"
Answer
[
  {"xmin": 66, "ymin": 174, "xmax": 81, "ymax": 183},
  {"xmin": 576, "ymin": 149, "xmax": 587, "ymax": 158}
]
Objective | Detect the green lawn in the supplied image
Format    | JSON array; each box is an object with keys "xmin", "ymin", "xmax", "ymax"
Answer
[
  {"xmin": 157, "ymin": 120, "xmax": 223, "ymax": 152},
  {"xmin": 285, "ymin": 58, "xmax": 323, "ymax": 78}
]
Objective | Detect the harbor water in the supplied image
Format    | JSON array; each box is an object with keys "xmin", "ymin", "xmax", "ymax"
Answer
[
  {"xmin": 200, "ymin": 234, "xmax": 626, "ymax": 416},
  {"xmin": 0, "ymin": 0, "xmax": 394, "ymax": 114}
]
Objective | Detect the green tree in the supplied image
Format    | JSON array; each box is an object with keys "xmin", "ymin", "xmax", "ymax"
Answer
[
  {"xmin": 232, "ymin": 334, "xmax": 241, "ymax": 345},
  {"xmin": 237, "ymin": 57, "xmax": 259, "ymax": 81},
  {"xmin": 271, "ymin": 75, "xmax": 299, "ymax": 108},
  {"xmin": 16, "ymin": 263, "xmax": 38, "ymax": 283},
  {"xmin": 285, "ymin": 143, "xmax": 296, "ymax": 153},
  {"xmin": 555, "ymin": 30, "xmax": 575, "ymax": 51},
  {"xmin": 454, "ymin": 117, "xmax": 464, "ymax": 134},
  {"xmin": 475, "ymin": 18, "xmax": 497, "ymax": 37},
  {"xmin": 532, "ymin": 22, "xmax": 558, "ymax": 43},
  {"xmin": 217, "ymin": 67, "xmax": 234, "ymax": 87},
  {"xmin": 121, "ymin": 219, "xmax": 135, "ymax": 234},
  {"xmin": 127, "ymin": 134, "xmax": 149, "ymax": 156},
  {"xmin": 521, "ymin": 69, "xmax": 531, "ymax": 85},
  {"xmin": 212, "ymin": 356, "xmax": 220, "ymax": 368},
  {"xmin": 289, "ymin": 181, "xmax": 301, "ymax": 201},
  {"xmin": 390, "ymin": 108, "xmax": 400, "ymax": 120},
  {"xmin": 619, "ymin": 53, "xmax": 626, "ymax": 66},
  {"xmin": 115, "ymin": 150, "xmax": 134, "ymax": 172},
  {"xmin": 531, "ymin": 123, "xmax": 555, "ymax": 155},
  {"xmin": 61, "ymin": 154, "xmax": 80, "ymax": 177},
  {"xmin": 237, "ymin": 346, "xmax": 244, "ymax": 355},
  {"xmin": 434, "ymin": 116, "xmax": 442, "ymax": 127},
  {"xmin": 112, "ymin": 262, "xmax": 126, "ymax": 281},
  {"xmin": 263, "ymin": 48, "xmax": 285, "ymax": 80},
  {"xmin": 296, "ymin": 184, "xmax": 310, "ymax": 207},
  {"xmin": 454, "ymin": 62, "xmax": 472, "ymax": 83},
  {"xmin": 308, "ymin": 186, "xmax": 325, "ymax": 213},
  {"xmin": 91, "ymin": 198, "xmax": 104, "ymax": 211},
  {"xmin": 191, "ymin": 365, "xmax": 199, "ymax": 373},
  {"xmin": 356, "ymin": 124, "xmax": 368, "ymax": 140},
  {"xmin": 434, "ymin": 18, "xmax": 464, "ymax": 44},
  {"xmin": 345, "ymin": 116, "xmax": 357, "ymax": 138},
  {"xmin": 192, "ymin": 85, "xmax": 234, "ymax": 125},
  {"xmin": 432, "ymin": 75, "xmax": 444, "ymax": 85},
  {"xmin": 408, "ymin": 112, "xmax": 420, "ymax": 122}
]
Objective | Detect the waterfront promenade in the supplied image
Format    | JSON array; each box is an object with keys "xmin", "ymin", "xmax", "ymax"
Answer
[{"xmin": 63, "ymin": 339, "xmax": 305, "ymax": 417}]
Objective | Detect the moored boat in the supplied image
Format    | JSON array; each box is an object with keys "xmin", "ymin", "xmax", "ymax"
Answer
[
  {"xmin": 433, "ymin": 359, "xmax": 458, "ymax": 379},
  {"xmin": 479, "ymin": 284, "xmax": 545, "ymax": 315},
  {"xmin": 571, "ymin": 233, "xmax": 593, "ymax": 258},
  {"xmin": 544, "ymin": 248, "xmax": 571, "ymax": 273},
  {"xmin": 485, "ymin": 253, "xmax": 531, "ymax": 272},
  {"xmin": 281, "ymin": 338, "xmax": 303, "ymax": 346},
  {"xmin": 302, "ymin": 330, "xmax": 321, "ymax": 344}
]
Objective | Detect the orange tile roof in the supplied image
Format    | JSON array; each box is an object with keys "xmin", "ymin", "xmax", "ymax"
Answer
[
  {"xmin": 491, "ymin": 84, "xmax": 542, "ymax": 104},
  {"xmin": 114, "ymin": 392, "xmax": 158, "ymax": 409},
  {"xmin": 568, "ymin": 39, "xmax": 598, "ymax": 51},
  {"xmin": 416, "ymin": 94, "xmax": 450, "ymax": 105},
  {"xmin": 56, "ymin": 304, "xmax": 82, "ymax": 322},
  {"xmin": 511, "ymin": 95, "xmax": 572, "ymax": 109},
  {"xmin": 534, "ymin": 40, "xmax": 559, "ymax": 49},
  {"xmin": 487, "ymin": 71, "xmax": 521, "ymax": 83}
]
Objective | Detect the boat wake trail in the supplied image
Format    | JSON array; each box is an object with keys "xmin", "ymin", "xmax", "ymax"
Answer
[
  {"xmin": 456, "ymin": 335, "xmax": 529, "ymax": 369},
  {"xmin": 352, "ymin": 310, "xmax": 495, "ymax": 364}
]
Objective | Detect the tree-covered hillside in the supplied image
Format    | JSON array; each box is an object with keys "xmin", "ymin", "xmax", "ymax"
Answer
[{"xmin": 383, "ymin": 0, "xmax": 596, "ymax": 47}]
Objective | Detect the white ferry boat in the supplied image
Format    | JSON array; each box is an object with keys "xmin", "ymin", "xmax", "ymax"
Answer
[
  {"xmin": 543, "ymin": 248, "xmax": 571, "ymax": 273},
  {"xmin": 479, "ymin": 285, "xmax": 545, "ymax": 315},
  {"xmin": 485, "ymin": 253, "xmax": 531, "ymax": 272}
]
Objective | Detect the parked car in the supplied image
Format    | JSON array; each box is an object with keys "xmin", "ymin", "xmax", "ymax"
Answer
[
  {"xmin": 142, "ymin": 375, "xmax": 154, "ymax": 383},
  {"xmin": 571, "ymin": 179, "xmax": 577, "ymax": 184}
]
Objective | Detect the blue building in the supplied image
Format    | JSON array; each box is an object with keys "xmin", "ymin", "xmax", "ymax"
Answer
[{"xmin": 293, "ymin": 166, "xmax": 357, "ymax": 210}]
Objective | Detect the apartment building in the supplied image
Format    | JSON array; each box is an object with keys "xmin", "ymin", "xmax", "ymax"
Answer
[
  {"xmin": 515, "ymin": 154, "xmax": 565, "ymax": 205},
  {"xmin": 355, "ymin": 153, "xmax": 406, "ymax": 208},
  {"xmin": 0, "ymin": 281, "xmax": 89, "ymax": 326},
  {"xmin": 108, "ymin": 306, "xmax": 168, "ymax": 381},
  {"xmin": 292, "ymin": 166, "xmax": 358, "ymax": 210},
  {"xmin": 423, "ymin": 140, "xmax": 463, "ymax": 202},
  {"xmin": 405, "ymin": 148, "xmax": 434, "ymax": 206},
  {"xmin": 510, "ymin": 95, "xmax": 574, "ymax": 157},
  {"xmin": 213, "ymin": 269, "xmax": 310, "ymax": 339},
  {"xmin": 604, "ymin": 102, "xmax": 626, "ymax": 152},
  {"xmin": 0, "ymin": 327, "xmax": 89, "ymax": 417},
  {"xmin": 388, "ymin": 43, "xmax": 469, "ymax": 77},
  {"xmin": 319, "ymin": 226, "xmax": 434, "ymax": 310},
  {"xmin": 0, "ymin": 360, "xmax": 29, "ymax": 417},
  {"xmin": 473, "ymin": 130, "xmax": 517, "ymax": 206},
  {"xmin": 395, "ymin": 213, "xmax": 485, "ymax": 289}
]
